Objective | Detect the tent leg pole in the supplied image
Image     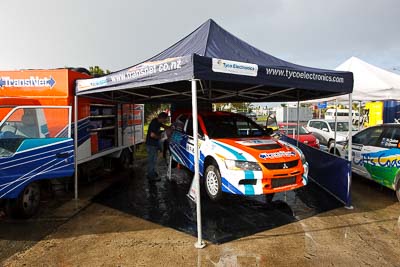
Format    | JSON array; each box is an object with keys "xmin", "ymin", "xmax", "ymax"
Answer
[
  {"xmin": 74, "ymin": 95, "xmax": 79, "ymax": 201},
  {"xmin": 334, "ymin": 99, "xmax": 338, "ymax": 153},
  {"xmin": 358, "ymin": 101, "xmax": 361, "ymax": 130},
  {"xmin": 296, "ymin": 97, "xmax": 300, "ymax": 147},
  {"xmin": 346, "ymin": 93, "xmax": 354, "ymax": 209},
  {"xmin": 192, "ymin": 79, "xmax": 206, "ymax": 249}
]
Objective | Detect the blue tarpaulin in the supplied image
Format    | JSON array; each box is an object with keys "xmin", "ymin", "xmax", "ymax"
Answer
[{"xmin": 281, "ymin": 135, "xmax": 352, "ymax": 206}]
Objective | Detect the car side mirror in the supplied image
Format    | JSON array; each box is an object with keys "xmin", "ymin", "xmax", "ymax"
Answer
[
  {"xmin": 322, "ymin": 128, "xmax": 329, "ymax": 132},
  {"xmin": 264, "ymin": 127, "xmax": 273, "ymax": 136}
]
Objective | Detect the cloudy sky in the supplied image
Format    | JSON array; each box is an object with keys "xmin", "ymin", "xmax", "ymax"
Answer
[{"xmin": 1, "ymin": 0, "xmax": 399, "ymax": 73}]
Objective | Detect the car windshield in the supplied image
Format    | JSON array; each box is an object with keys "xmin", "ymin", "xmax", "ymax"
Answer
[
  {"xmin": 280, "ymin": 125, "xmax": 309, "ymax": 135},
  {"xmin": 202, "ymin": 114, "xmax": 265, "ymax": 138},
  {"xmin": 328, "ymin": 121, "xmax": 357, "ymax": 131}
]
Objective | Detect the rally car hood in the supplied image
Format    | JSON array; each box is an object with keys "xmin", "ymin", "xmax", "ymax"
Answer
[{"xmin": 214, "ymin": 137, "xmax": 300, "ymax": 162}]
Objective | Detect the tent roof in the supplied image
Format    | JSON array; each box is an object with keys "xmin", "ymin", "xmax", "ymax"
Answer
[
  {"xmin": 76, "ymin": 19, "xmax": 353, "ymax": 103},
  {"xmin": 314, "ymin": 57, "xmax": 400, "ymax": 102},
  {"xmin": 336, "ymin": 57, "xmax": 400, "ymax": 100}
]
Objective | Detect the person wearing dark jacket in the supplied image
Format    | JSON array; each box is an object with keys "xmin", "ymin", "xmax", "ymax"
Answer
[{"xmin": 146, "ymin": 112, "xmax": 169, "ymax": 181}]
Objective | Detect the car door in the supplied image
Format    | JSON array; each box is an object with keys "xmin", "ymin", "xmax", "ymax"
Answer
[
  {"xmin": 184, "ymin": 116, "xmax": 205, "ymax": 172},
  {"xmin": 169, "ymin": 114, "xmax": 189, "ymax": 167},
  {"xmin": 0, "ymin": 106, "xmax": 74, "ymax": 198},
  {"xmin": 320, "ymin": 121, "xmax": 331, "ymax": 144},
  {"xmin": 365, "ymin": 126, "xmax": 400, "ymax": 187},
  {"xmin": 350, "ymin": 126, "xmax": 384, "ymax": 177},
  {"xmin": 308, "ymin": 121, "xmax": 324, "ymax": 144}
]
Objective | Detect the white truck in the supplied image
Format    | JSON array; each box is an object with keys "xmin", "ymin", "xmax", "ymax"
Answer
[{"xmin": 274, "ymin": 106, "xmax": 313, "ymax": 122}]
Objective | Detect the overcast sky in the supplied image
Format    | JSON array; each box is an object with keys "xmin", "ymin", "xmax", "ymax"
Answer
[{"xmin": 1, "ymin": 0, "xmax": 399, "ymax": 73}]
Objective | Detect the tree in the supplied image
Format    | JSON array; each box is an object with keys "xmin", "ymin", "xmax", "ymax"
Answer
[
  {"xmin": 89, "ymin": 66, "xmax": 111, "ymax": 77},
  {"xmin": 144, "ymin": 103, "xmax": 170, "ymax": 123}
]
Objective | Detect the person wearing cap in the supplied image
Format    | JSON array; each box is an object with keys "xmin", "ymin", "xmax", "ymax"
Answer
[{"xmin": 146, "ymin": 112, "xmax": 170, "ymax": 181}]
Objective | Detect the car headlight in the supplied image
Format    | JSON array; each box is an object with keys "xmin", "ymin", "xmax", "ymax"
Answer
[
  {"xmin": 300, "ymin": 152, "xmax": 306, "ymax": 164},
  {"xmin": 224, "ymin": 159, "xmax": 262, "ymax": 171}
]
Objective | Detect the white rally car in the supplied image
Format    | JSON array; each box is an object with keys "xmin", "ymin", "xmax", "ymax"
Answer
[{"xmin": 169, "ymin": 111, "xmax": 308, "ymax": 201}]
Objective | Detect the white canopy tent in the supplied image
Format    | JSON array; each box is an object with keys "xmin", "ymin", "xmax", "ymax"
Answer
[{"xmin": 317, "ymin": 56, "xmax": 400, "ymax": 102}]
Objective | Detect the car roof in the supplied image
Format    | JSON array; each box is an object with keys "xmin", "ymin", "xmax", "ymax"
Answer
[{"xmin": 308, "ymin": 119, "xmax": 348, "ymax": 122}]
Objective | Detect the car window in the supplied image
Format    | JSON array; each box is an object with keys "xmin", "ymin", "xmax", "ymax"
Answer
[
  {"xmin": 173, "ymin": 114, "xmax": 187, "ymax": 133},
  {"xmin": 328, "ymin": 121, "xmax": 356, "ymax": 131},
  {"xmin": 379, "ymin": 127, "xmax": 400, "ymax": 148},
  {"xmin": 353, "ymin": 127, "xmax": 384, "ymax": 146},
  {"xmin": 309, "ymin": 121, "xmax": 320, "ymax": 129},
  {"xmin": 185, "ymin": 118, "xmax": 204, "ymax": 137},
  {"xmin": 203, "ymin": 114, "xmax": 264, "ymax": 138},
  {"xmin": 266, "ymin": 116, "xmax": 277, "ymax": 128},
  {"xmin": 322, "ymin": 122, "xmax": 329, "ymax": 131}
]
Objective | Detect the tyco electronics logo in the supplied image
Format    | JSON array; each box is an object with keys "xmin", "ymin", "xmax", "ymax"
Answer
[
  {"xmin": 0, "ymin": 76, "xmax": 56, "ymax": 89},
  {"xmin": 212, "ymin": 58, "xmax": 258, "ymax": 77}
]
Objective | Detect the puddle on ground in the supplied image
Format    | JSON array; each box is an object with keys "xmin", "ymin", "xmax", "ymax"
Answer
[{"xmin": 94, "ymin": 163, "xmax": 342, "ymax": 244}]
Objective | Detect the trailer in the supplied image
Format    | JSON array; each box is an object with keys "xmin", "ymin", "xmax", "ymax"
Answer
[
  {"xmin": 362, "ymin": 100, "xmax": 400, "ymax": 127},
  {"xmin": 0, "ymin": 69, "xmax": 144, "ymax": 218},
  {"xmin": 273, "ymin": 106, "xmax": 313, "ymax": 122}
]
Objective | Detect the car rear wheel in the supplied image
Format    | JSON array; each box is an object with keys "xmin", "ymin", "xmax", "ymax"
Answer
[
  {"xmin": 204, "ymin": 164, "xmax": 222, "ymax": 201},
  {"xmin": 327, "ymin": 139, "xmax": 334, "ymax": 149},
  {"xmin": 6, "ymin": 182, "xmax": 41, "ymax": 219}
]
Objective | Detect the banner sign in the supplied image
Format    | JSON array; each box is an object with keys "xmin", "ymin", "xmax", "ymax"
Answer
[
  {"xmin": 76, "ymin": 56, "xmax": 191, "ymax": 92},
  {"xmin": 212, "ymin": 58, "xmax": 258, "ymax": 77}
]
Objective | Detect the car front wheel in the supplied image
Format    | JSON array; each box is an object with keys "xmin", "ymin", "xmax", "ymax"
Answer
[
  {"xmin": 204, "ymin": 164, "xmax": 222, "ymax": 201},
  {"xmin": 6, "ymin": 182, "xmax": 41, "ymax": 219}
]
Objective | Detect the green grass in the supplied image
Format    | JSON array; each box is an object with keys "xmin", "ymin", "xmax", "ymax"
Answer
[
  {"xmin": 132, "ymin": 123, "xmax": 149, "ymax": 159},
  {"xmin": 134, "ymin": 143, "xmax": 147, "ymax": 159}
]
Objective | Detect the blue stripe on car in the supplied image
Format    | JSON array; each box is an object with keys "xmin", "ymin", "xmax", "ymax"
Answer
[
  {"xmin": 221, "ymin": 177, "xmax": 243, "ymax": 195},
  {"xmin": 213, "ymin": 141, "xmax": 255, "ymax": 195}
]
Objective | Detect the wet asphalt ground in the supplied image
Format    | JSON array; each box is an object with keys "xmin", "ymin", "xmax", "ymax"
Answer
[
  {"xmin": 1, "ymin": 158, "xmax": 400, "ymax": 266},
  {"xmin": 93, "ymin": 159, "xmax": 342, "ymax": 244}
]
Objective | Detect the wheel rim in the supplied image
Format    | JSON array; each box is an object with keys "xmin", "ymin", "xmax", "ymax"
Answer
[
  {"xmin": 206, "ymin": 170, "xmax": 219, "ymax": 196},
  {"xmin": 22, "ymin": 184, "xmax": 40, "ymax": 214}
]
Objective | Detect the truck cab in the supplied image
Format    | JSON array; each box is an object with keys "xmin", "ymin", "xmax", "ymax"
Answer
[{"xmin": 0, "ymin": 106, "xmax": 73, "ymax": 218}]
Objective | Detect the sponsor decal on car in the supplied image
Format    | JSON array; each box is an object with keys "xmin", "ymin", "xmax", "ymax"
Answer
[{"xmin": 259, "ymin": 151, "xmax": 296, "ymax": 159}]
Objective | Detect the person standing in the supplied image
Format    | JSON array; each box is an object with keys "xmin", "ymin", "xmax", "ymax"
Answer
[{"xmin": 146, "ymin": 112, "xmax": 169, "ymax": 181}]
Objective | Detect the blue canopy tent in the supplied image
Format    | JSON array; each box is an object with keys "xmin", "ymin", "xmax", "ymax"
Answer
[{"xmin": 75, "ymin": 19, "xmax": 354, "ymax": 248}]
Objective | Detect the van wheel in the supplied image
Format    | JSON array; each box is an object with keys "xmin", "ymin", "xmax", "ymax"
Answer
[
  {"xmin": 6, "ymin": 182, "xmax": 41, "ymax": 219},
  {"xmin": 118, "ymin": 149, "xmax": 132, "ymax": 170},
  {"xmin": 204, "ymin": 164, "xmax": 222, "ymax": 201}
]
